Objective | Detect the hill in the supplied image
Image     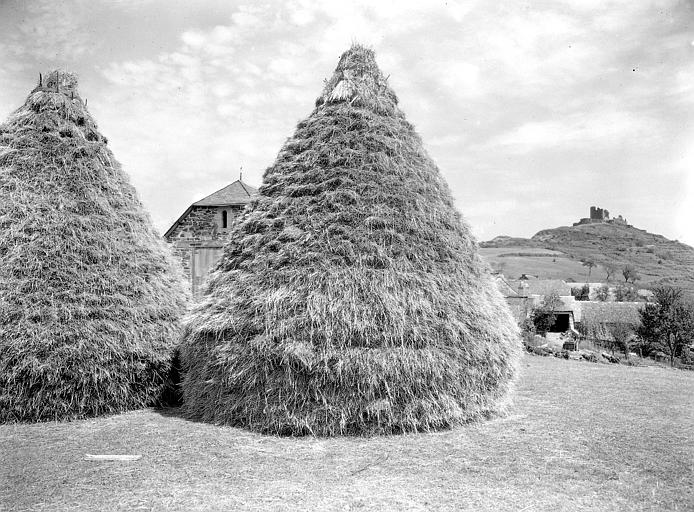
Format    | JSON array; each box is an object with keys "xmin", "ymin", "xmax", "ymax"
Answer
[{"xmin": 480, "ymin": 222, "xmax": 694, "ymax": 297}]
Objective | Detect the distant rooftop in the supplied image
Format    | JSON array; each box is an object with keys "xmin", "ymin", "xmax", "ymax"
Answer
[
  {"xmin": 164, "ymin": 178, "xmax": 259, "ymax": 239},
  {"xmin": 510, "ymin": 279, "xmax": 573, "ymax": 297},
  {"xmin": 193, "ymin": 179, "xmax": 258, "ymax": 206},
  {"xmin": 578, "ymin": 301, "xmax": 644, "ymax": 325}
]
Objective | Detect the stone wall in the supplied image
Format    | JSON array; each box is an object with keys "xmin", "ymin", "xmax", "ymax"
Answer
[
  {"xmin": 590, "ymin": 206, "xmax": 609, "ymax": 221},
  {"xmin": 573, "ymin": 207, "xmax": 630, "ymax": 227},
  {"xmin": 165, "ymin": 206, "xmax": 241, "ymax": 280}
]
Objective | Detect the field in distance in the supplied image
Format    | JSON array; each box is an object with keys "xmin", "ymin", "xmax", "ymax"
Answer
[
  {"xmin": 479, "ymin": 246, "xmax": 594, "ymax": 282},
  {"xmin": 480, "ymin": 222, "xmax": 694, "ymax": 296}
]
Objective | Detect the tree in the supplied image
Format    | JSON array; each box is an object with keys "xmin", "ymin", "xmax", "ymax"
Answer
[
  {"xmin": 622, "ymin": 264, "xmax": 640, "ymax": 284},
  {"xmin": 603, "ymin": 262, "xmax": 617, "ymax": 282},
  {"xmin": 595, "ymin": 284, "xmax": 610, "ymax": 301},
  {"xmin": 614, "ymin": 284, "xmax": 638, "ymax": 302},
  {"xmin": 582, "ymin": 259, "xmax": 596, "ymax": 281},
  {"xmin": 637, "ymin": 287, "xmax": 694, "ymax": 367},
  {"xmin": 519, "ymin": 313, "xmax": 537, "ymax": 345},
  {"xmin": 533, "ymin": 292, "xmax": 563, "ymax": 334},
  {"xmin": 571, "ymin": 284, "xmax": 590, "ymax": 301},
  {"xmin": 607, "ymin": 323, "xmax": 634, "ymax": 359}
]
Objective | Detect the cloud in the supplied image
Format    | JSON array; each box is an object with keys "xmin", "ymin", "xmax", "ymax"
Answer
[
  {"xmin": 95, "ymin": 5, "xmax": 330, "ymax": 229},
  {"xmin": 673, "ymin": 134, "xmax": 694, "ymax": 246},
  {"xmin": 672, "ymin": 62, "xmax": 694, "ymax": 105},
  {"xmin": 1, "ymin": 0, "xmax": 690, "ymax": 244},
  {"xmin": 486, "ymin": 110, "xmax": 655, "ymax": 153},
  {"xmin": 10, "ymin": 0, "xmax": 94, "ymax": 61}
]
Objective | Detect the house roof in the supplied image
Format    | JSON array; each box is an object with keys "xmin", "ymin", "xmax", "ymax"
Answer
[
  {"xmin": 193, "ymin": 180, "xmax": 258, "ymax": 206},
  {"xmin": 511, "ymin": 279, "xmax": 573, "ymax": 297},
  {"xmin": 164, "ymin": 179, "xmax": 259, "ymax": 239},
  {"xmin": 554, "ymin": 295, "xmax": 578, "ymax": 312},
  {"xmin": 505, "ymin": 288, "xmax": 646, "ymax": 326},
  {"xmin": 578, "ymin": 301, "xmax": 644, "ymax": 325}
]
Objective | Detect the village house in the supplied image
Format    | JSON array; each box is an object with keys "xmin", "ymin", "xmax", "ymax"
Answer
[
  {"xmin": 497, "ymin": 275, "xmax": 644, "ymax": 342},
  {"xmin": 164, "ymin": 178, "xmax": 259, "ymax": 295}
]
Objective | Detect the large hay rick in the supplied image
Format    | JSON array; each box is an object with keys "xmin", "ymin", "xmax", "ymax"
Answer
[
  {"xmin": 0, "ymin": 72, "xmax": 188, "ymax": 422},
  {"xmin": 181, "ymin": 45, "xmax": 521, "ymax": 435}
]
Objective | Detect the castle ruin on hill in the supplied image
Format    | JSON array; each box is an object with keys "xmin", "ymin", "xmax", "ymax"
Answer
[{"xmin": 573, "ymin": 206, "xmax": 630, "ymax": 227}]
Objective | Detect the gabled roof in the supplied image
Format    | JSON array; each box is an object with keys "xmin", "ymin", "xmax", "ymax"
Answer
[
  {"xmin": 511, "ymin": 279, "xmax": 573, "ymax": 297},
  {"xmin": 193, "ymin": 180, "xmax": 258, "ymax": 206},
  {"xmin": 523, "ymin": 295, "xmax": 577, "ymax": 314},
  {"xmin": 164, "ymin": 179, "xmax": 259, "ymax": 239},
  {"xmin": 554, "ymin": 295, "xmax": 578, "ymax": 313},
  {"xmin": 578, "ymin": 301, "xmax": 644, "ymax": 325}
]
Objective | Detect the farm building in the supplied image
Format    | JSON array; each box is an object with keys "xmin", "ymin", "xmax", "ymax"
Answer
[
  {"xmin": 502, "ymin": 278, "xmax": 575, "ymax": 328},
  {"xmin": 179, "ymin": 44, "xmax": 521, "ymax": 435},
  {"xmin": 511, "ymin": 278, "xmax": 573, "ymax": 297},
  {"xmin": 578, "ymin": 301, "xmax": 644, "ymax": 328},
  {"xmin": 498, "ymin": 276, "xmax": 644, "ymax": 336},
  {"xmin": 164, "ymin": 178, "xmax": 258, "ymax": 295},
  {"xmin": 507, "ymin": 295, "xmax": 579, "ymax": 333}
]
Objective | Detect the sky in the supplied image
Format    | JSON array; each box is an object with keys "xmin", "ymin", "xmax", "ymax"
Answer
[{"xmin": 1, "ymin": 0, "xmax": 693, "ymax": 245}]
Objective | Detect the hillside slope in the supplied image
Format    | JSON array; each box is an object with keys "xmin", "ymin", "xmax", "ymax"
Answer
[{"xmin": 481, "ymin": 223, "xmax": 694, "ymax": 296}]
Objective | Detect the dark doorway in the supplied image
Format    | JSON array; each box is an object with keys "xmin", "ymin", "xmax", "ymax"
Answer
[
  {"xmin": 549, "ymin": 313, "xmax": 570, "ymax": 332},
  {"xmin": 534, "ymin": 312, "xmax": 571, "ymax": 333}
]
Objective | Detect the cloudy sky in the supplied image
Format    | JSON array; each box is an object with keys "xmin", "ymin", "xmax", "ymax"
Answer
[{"xmin": 1, "ymin": 0, "xmax": 692, "ymax": 245}]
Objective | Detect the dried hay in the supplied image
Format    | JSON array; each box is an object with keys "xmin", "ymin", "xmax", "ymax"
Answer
[
  {"xmin": 0, "ymin": 71, "xmax": 189, "ymax": 422},
  {"xmin": 180, "ymin": 45, "xmax": 521, "ymax": 435}
]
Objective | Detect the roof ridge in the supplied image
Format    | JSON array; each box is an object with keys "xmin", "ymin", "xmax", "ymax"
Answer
[
  {"xmin": 194, "ymin": 181, "xmax": 237, "ymax": 204},
  {"xmin": 238, "ymin": 180, "xmax": 251, "ymax": 197},
  {"xmin": 193, "ymin": 179, "xmax": 258, "ymax": 206}
]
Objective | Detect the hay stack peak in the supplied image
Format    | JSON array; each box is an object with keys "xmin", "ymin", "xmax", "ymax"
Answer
[
  {"xmin": 0, "ymin": 71, "xmax": 188, "ymax": 422},
  {"xmin": 180, "ymin": 44, "xmax": 521, "ymax": 435},
  {"xmin": 34, "ymin": 70, "xmax": 79, "ymax": 94},
  {"xmin": 316, "ymin": 44, "xmax": 397, "ymax": 113}
]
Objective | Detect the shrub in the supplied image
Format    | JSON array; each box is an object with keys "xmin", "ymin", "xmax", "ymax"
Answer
[
  {"xmin": 637, "ymin": 287, "xmax": 694, "ymax": 367},
  {"xmin": 595, "ymin": 285, "xmax": 610, "ymax": 301},
  {"xmin": 571, "ymin": 284, "xmax": 590, "ymax": 301},
  {"xmin": 614, "ymin": 285, "xmax": 638, "ymax": 302}
]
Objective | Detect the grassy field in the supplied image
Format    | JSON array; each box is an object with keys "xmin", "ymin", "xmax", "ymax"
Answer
[
  {"xmin": 2, "ymin": 355, "xmax": 693, "ymax": 511},
  {"xmin": 479, "ymin": 246, "xmax": 594, "ymax": 281}
]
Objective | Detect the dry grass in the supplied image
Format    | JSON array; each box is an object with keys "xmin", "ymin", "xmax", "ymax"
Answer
[
  {"xmin": 0, "ymin": 71, "xmax": 188, "ymax": 422},
  {"xmin": 2, "ymin": 354, "xmax": 692, "ymax": 511},
  {"xmin": 180, "ymin": 44, "xmax": 520, "ymax": 435}
]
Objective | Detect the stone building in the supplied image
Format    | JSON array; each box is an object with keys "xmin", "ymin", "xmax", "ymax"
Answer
[
  {"xmin": 164, "ymin": 179, "xmax": 259, "ymax": 295},
  {"xmin": 573, "ymin": 206, "xmax": 629, "ymax": 227}
]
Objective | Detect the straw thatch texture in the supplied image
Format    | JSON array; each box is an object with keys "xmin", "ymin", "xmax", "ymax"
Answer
[
  {"xmin": 181, "ymin": 45, "xmax": 521, "ymax": 435},
  {"xmin": 0, "ymin": 71, "xmax": 188, "ymax": 422}
]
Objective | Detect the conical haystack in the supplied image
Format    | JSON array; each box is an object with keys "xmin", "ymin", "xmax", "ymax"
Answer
[
  {"xmin": 181, "ymin": 45, "xmax": 521, "ymax": 435},
  {"xmin": 0, "ymin": 71, "xmax": 188, "ymax": 422}
]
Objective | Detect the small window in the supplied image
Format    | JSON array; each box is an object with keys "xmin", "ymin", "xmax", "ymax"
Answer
[{"xmin": 222, "ymin": 210, "xmax": 228, "ymax": 229}]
